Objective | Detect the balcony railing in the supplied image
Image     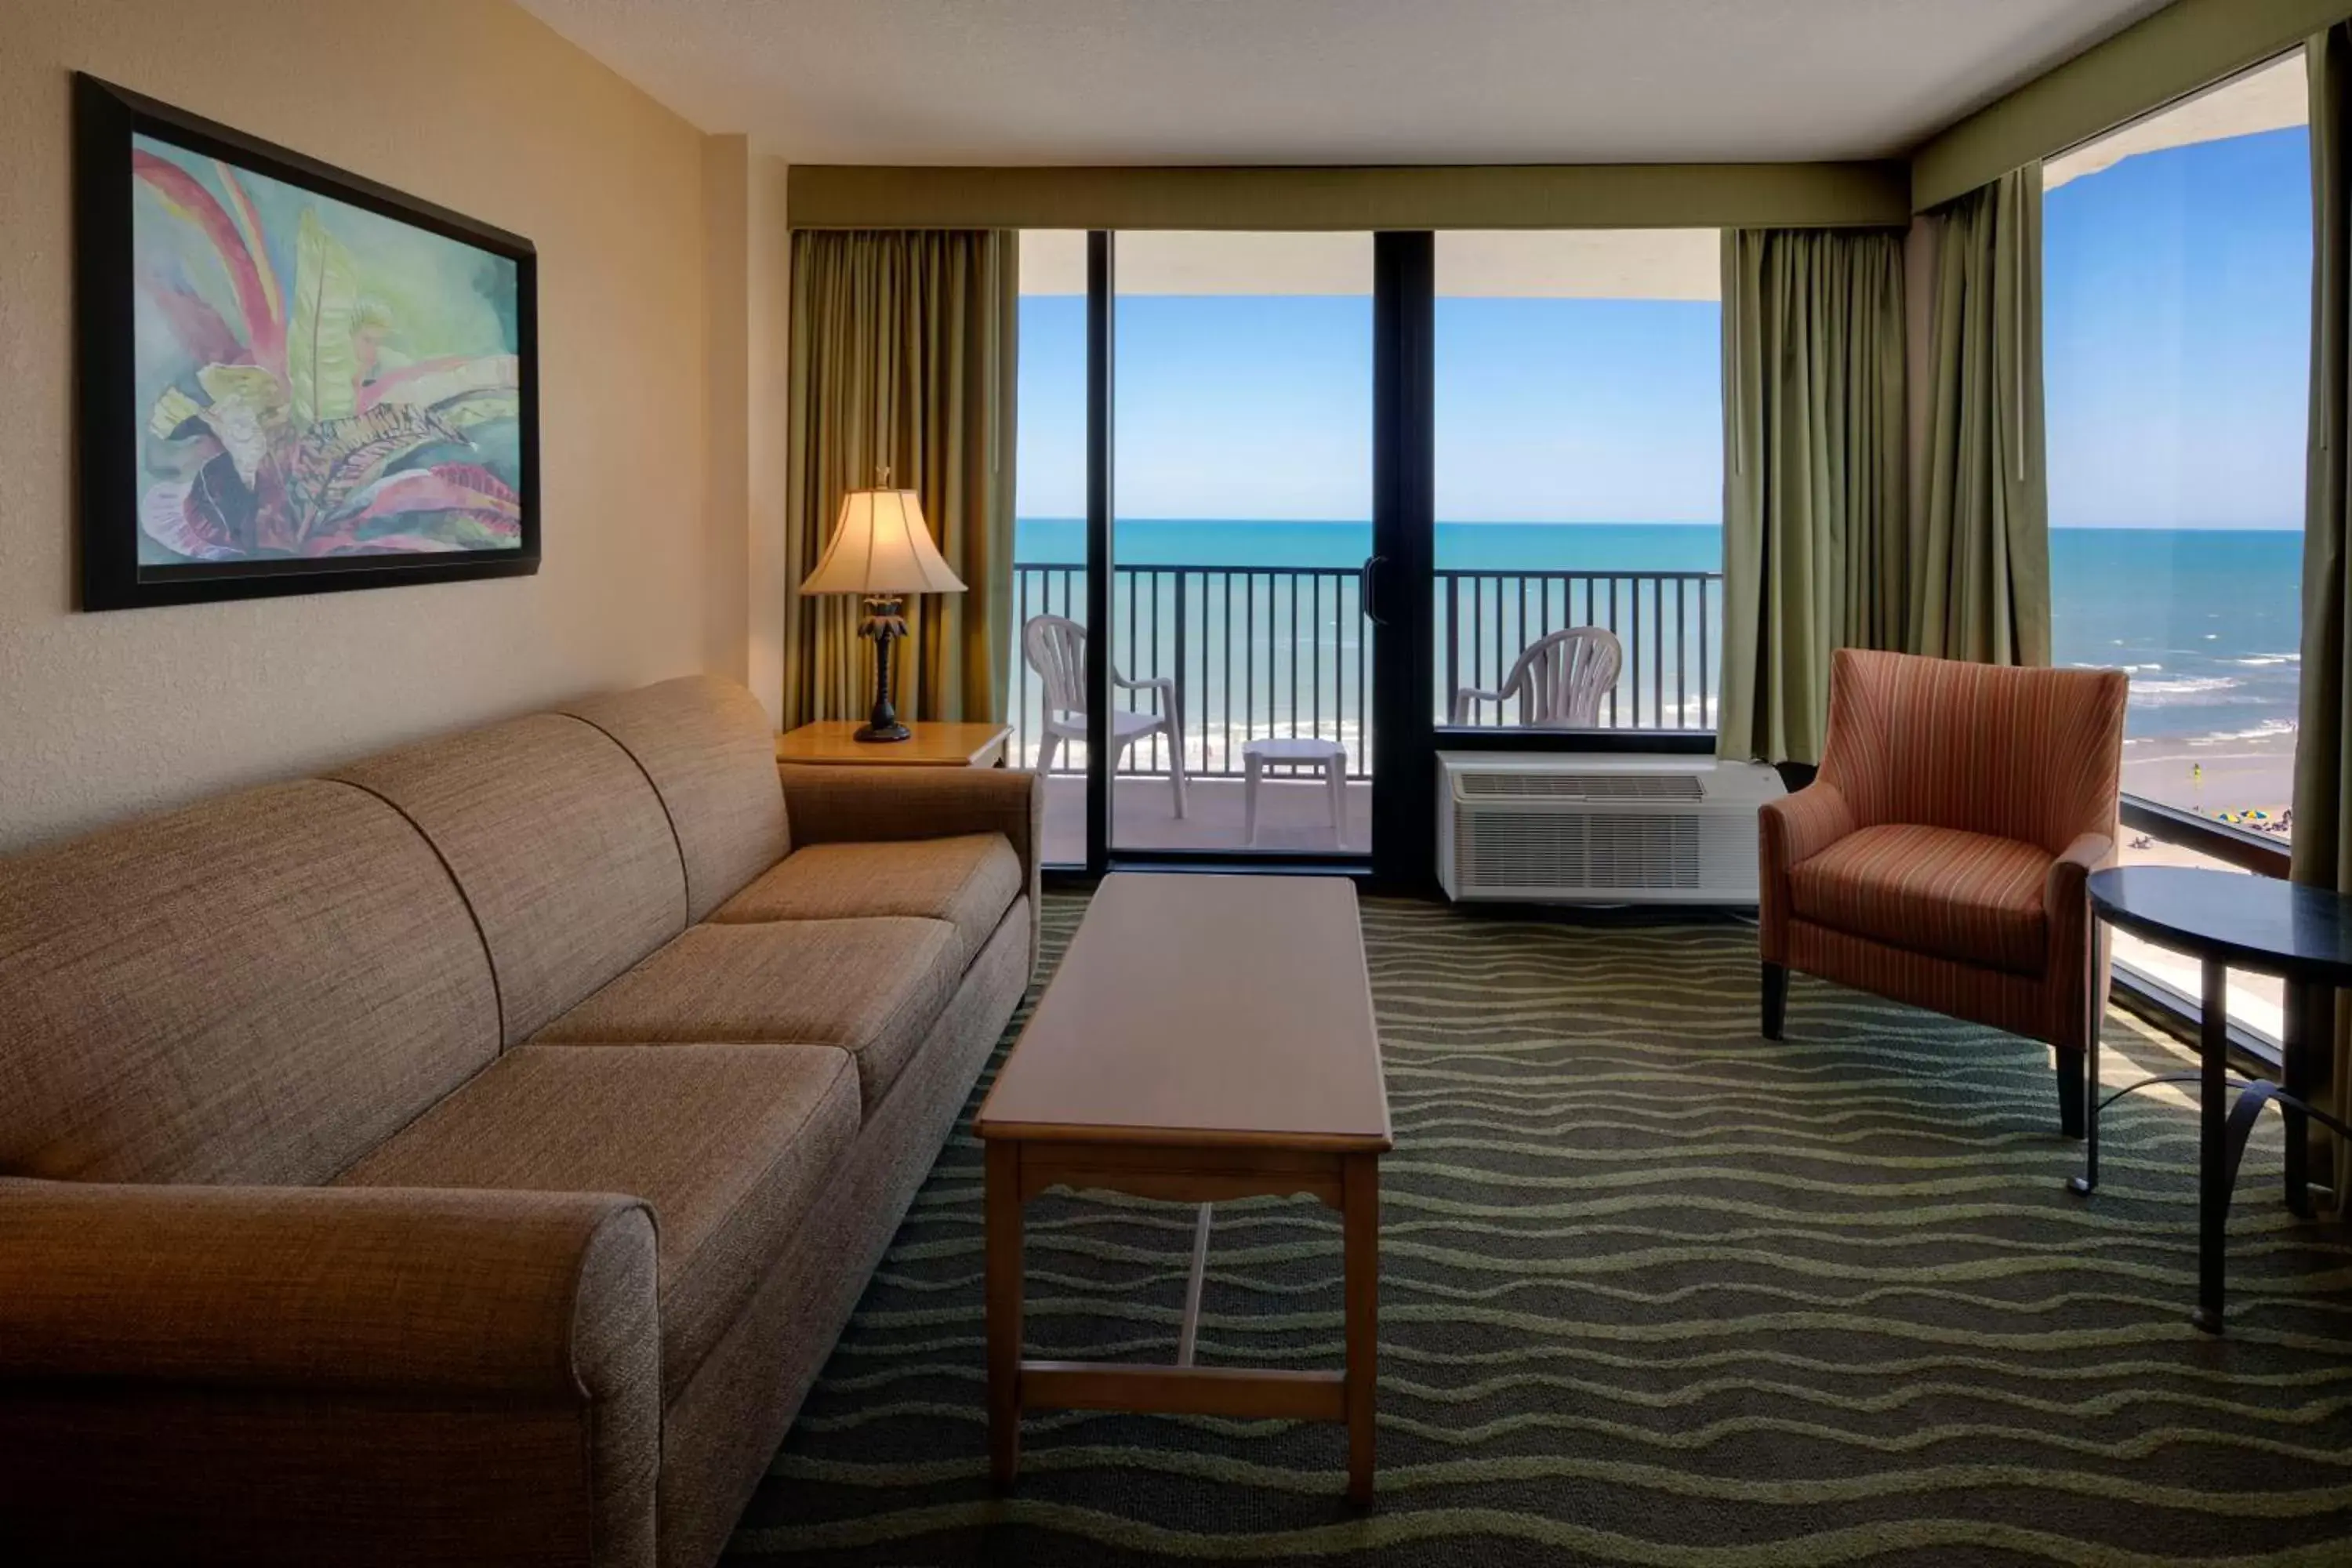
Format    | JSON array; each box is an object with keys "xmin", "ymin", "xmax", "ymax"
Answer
[
  {"xmin": 1010, "ymin": 561, "xmax": 1723, "ymax": 777},
  {"xmin": 1439, "ymin": 568, "xmax": 1720, "ymax": 732}
]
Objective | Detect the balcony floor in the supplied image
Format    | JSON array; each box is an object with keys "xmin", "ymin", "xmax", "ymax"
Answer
[{"xmin": 1041, "ymin": 772, "xmax": 1373, "ymax": 863}]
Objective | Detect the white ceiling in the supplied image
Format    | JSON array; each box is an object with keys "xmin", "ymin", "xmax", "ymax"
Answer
[{"xmin": 517, "ymin": 0, "xmax": 2175, "ymax": 167}]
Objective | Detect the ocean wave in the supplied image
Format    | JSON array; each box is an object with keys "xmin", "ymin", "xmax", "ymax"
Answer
[
  {"xmin": 2234, "ymin": 654, "xmax": 2301, "ymax": 667},
  {"xmin": 2190, "ymin": 717, "xmax": 2298, "ymax": 743},
  {"xmin": 2128, "ymin": 674, "xmax": 2238, "ymax": 702}
]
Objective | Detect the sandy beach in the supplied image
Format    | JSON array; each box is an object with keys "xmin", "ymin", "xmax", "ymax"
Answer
[
  {"xmin": 2118, "ymin": 724, "xmax": 2296, "ymax": 828},
  {"xmin": 2109, "ymin": 726, "xmax": 2296, "ymax": 1037}
]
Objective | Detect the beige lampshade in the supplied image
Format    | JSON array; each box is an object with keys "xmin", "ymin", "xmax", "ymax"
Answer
[{"xmin": 799, "ymin": 488, "xmax": 967, "ymax": 597}]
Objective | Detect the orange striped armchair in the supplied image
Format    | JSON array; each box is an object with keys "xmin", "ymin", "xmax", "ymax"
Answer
[{"xmin": 1758, "ymin": 649, "xmax": 2130, "ymax": 1135}]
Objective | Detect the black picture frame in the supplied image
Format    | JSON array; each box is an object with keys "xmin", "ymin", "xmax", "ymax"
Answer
[{"xmin": 73, "ymin": 74, "xmax": 541, "ymax": 611}]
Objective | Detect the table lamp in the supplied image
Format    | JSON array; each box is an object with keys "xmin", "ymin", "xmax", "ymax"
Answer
[{"xmin": 799, "ymin": 475, "xmax": 966, "ymax": 741}]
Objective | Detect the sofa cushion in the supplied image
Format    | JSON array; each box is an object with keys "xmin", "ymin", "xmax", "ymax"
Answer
[
  {"xmin": 0, "ymin": 781, "xmax": 498, "ymax": 1186},
  {"xmin": 1789, "ymin": 823, "xmax": 2053, "ymax": 977},
  {"xmin": 533, "ymin": 919, "xmax": 960, "ymax": 1112},
  {"xmin": 332, "ymin": 715, "xmax": 688, "ymax": 1047},
  {"xmin": 708, "ymin": 833, "xmax": 1022, "ymax": 972},
  {"xmin": 561, "ymin": 677, "xmax": 789, "ymax": 923},
  {"xmin": 335, "ymin": 1043, "xmax": 857, "ymax": 1389}
]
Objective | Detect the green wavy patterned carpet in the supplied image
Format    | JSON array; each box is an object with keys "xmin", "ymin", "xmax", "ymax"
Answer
[{"xmin": 729, "ymin": 893, "xmax": 2352, "ymax": 1566}]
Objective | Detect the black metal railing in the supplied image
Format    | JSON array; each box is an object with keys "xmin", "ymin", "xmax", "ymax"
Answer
[
  {"xmin": 1010, "ymin": 561, "xmax": 1724, "ymax": 777},
  {"xmin": 1438, "ymin": 568, "xmax": 1719, "ymax": 731},
  {"xmin": 1011, "ymin": 562, "xmax": 1370, "ymax": 779}
]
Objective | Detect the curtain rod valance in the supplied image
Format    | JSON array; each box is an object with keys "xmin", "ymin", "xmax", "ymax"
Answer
[
  {"xmin": 786, "ymin": 162, "xmax": 1911, "ymax": 232},
  {"xmin": 1911, "ymin": 0, "xmax": 2352, "ymax": 212}
]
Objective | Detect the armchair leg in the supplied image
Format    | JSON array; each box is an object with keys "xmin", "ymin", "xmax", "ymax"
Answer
[
  {"xmin": 2057, "ymin": 1047, "xmax": 2087, "ymax": 1140},
  {"xmin": 1761, "ymin": 962, "xmax": 1788, "ymax": 1040}
]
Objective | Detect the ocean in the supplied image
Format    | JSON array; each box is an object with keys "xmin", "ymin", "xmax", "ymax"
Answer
[{"xmin": 1014, "ymin": 518, "xmax": 2303, "ymax": 744}]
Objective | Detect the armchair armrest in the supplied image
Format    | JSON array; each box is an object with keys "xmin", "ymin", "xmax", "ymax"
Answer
[
  {"xmin": 1112, "ymin": 672, "xmax": 1178, "ymax": 722},
  {"xmin": 0, "ymin": 1181, "xmax": 659, "ymax": 1566},
  {"xmin": 2045, "ymin": 830, "xmax": 2115, "ymax": 902},
  {"xmin": 1759, "ymin": 780, "xmax": 1857, "ymax": 868},
  {"xmin": 1452, "ymin": 687, "xmax": 1504, "ymax": 724},
  {"xmin": 2044, "ymin": 831, "xmax": 2116, "ymax": 1045},
  {"xmin": 1756, "ymin": 782, "xmax": 1857, "ymax": 963},
  {"xmin": 779, "ymin": 764, "xmax": 1046, "ymax": 967}
]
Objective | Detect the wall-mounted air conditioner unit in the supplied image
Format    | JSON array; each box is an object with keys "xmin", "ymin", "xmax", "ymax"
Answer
[{"xmin": 1438, "ymin": 753, "xmax": 1785, "ymax": 906}]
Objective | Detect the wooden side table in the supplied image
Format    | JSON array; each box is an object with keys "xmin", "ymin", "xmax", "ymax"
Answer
[{"xmin": 775, "ymin": 720, "xmax": 1012, "ymax": 768}]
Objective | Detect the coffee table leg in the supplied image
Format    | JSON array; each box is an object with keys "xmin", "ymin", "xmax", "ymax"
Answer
[
  {"xmin": 1342, "ymin": 1153, "xmax": 1380, "ymax": 1505},
  {"xmin": 985, "ymin": 1139, "xmax": 1025, "ymax": 1485},
  {"xmin": 2194, "ymin": 960, "xmax": 2229, "ymax": 1335}
]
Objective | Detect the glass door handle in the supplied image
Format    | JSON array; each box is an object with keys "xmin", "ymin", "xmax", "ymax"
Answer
[{"xmin": 1361, "ymin": 554, "xmax": 1388, "ymax": 626}]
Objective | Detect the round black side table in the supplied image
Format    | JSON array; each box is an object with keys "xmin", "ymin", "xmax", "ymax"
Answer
[{"xmin": 2078, "ymin": 866, "xmax": 2352, "ymax": 1334}]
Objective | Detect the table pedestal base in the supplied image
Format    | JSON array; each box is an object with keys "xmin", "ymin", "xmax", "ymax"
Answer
[{"xmin": 2070, "ymin": 964, "xmax": 2350, "ymax": 1334}]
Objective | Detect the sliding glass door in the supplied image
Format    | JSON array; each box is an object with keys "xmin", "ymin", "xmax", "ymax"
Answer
[
  {"xmin": 1008, "ymin": 232, "xmax": 1094, "ymax": 867},
  {"xmin": 1110, "ymin": 232, "xmax": 1375, "ymax": 857}
]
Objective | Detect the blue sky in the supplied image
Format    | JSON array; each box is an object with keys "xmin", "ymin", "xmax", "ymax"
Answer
[
  {"xmin": 2044, "ymin": 124, "xmax": 2310, "ymax": 531},
  {"xmin": 1017, "ymin": 292, "xmax": 1720, "ymax": 522},
  {"xmin": 1018, "ymin": 126, "xmax": 2311, "ymax": 530}
]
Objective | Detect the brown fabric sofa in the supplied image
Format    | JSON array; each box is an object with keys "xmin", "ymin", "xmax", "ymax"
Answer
[{"xmin": 0, "ymin": 676, "xmax": 1040, "ymax": 1568}]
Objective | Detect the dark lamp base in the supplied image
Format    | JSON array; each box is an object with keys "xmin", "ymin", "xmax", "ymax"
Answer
[{"xmin": 855, "ymin": 721, "xmax": 912, "ymax": 742}]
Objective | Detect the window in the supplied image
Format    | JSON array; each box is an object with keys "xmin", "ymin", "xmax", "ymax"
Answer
[
  {"xmin": 2043, "ymin": 53, "xmax": 2310, "ymax": 1040},
  {"xmin": 1011, "ymin": 230, "xmax": 1090, "ymax": 866},
  {"xmin": 1433, "ymin": 230, "xmax": 1723, "ymax": 731}
]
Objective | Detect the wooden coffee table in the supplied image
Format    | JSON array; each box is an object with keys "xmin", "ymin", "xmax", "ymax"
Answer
[{"xmin": 975, "ymin": 873, "xmax": 1391, "ymax": 1503}]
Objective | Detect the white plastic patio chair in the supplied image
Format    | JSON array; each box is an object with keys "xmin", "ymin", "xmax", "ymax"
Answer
[
  {"xmin": 1451, "ymin": 626, "xmax": 1623, "ymax": 728},
  {"xmin": 1023, "ymin": 614, "xmax": 1189, "ymax": 818}
]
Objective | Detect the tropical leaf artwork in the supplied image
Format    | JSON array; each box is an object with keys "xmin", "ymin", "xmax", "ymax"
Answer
[{"xmin": 130, "ymin": 138, "xmax": 523, "ymax": 564}]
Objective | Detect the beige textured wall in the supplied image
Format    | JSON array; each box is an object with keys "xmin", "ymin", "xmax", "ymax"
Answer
[
  {"xmin": 0, "ymin": 0, "xmax": 714, "ymax": 852},
  {"xmin": 745, "ymin": 152, "xmax": 793, "ymax": 728},
  {"xmin": 703, "ymin": 135, "xmax": 753, "ymax": 687},
  {"xmin": 696, "ymin": 139, "xmax": 793, "ymax": 726}
]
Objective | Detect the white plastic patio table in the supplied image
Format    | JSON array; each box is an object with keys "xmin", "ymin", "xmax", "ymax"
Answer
[{"xmin": 1241, "ymin": 737, "xmax": 1348, "ymax": 848}]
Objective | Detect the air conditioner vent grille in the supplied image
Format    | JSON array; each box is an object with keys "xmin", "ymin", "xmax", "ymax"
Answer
[
  {"xmin": 1457, "ymin": 771, "xmax": 1705, "ymax": 801},
  {"xmin": 1455, "ymin": 811, "xmax": 1705, "ymax": 891}
]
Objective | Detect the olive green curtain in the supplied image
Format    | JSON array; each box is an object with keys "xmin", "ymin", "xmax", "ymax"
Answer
[
  {"xmin": 2296, "ymin": 23, "xmax": 2352, "ymax": 1207},
  {"xmin": 1716, "ymin": 227, "xmax": 1907, "ymax": 765},
  {"xmin": 1915, "ymin": 166, "xmax": 2052, "ymax": 667},
  {"xmin": 784, "ymin": 230, "xmax": 1018, "ymax": 730}
]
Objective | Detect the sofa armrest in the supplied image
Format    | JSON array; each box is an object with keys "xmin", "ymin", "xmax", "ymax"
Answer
[
  {"xmin": 0, "ymin": 1181, "xmax": 660, "ymax": 1566},
  {"xmin": 0, "ymin": 1181, "xmax": 654, "ymax": 1396},
  {"xmin": 779, "ymin": 764, "xmax": 1045, "ymax": 956},
  {"xmin": 1756, "ymin": 782, "xmax": 1857, "ymax": 964}
]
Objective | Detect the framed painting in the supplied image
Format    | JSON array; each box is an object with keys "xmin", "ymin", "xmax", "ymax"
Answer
[{"xmin": 74, "ymin": 74, "xmax": 539, "ymax": 610}]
